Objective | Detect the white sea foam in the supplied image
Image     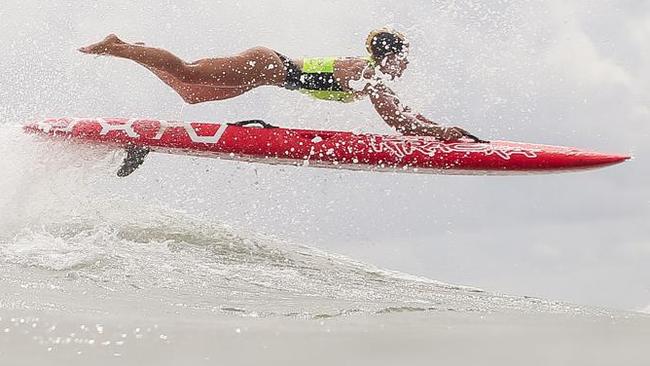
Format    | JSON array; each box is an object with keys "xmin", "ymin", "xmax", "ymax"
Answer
[
  {"xmin": 641, "ymin": 305, "xmax": 650, "ymax": 314},
  {"xmin": 0, "ymin": 2, "xmax": 648, "ymax": 364},
  {"xmin": 0, "ymin": 126, "xmax": 620, "ymax": 318}
]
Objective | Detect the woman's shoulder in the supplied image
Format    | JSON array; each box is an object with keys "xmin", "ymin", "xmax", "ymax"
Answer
[
  {"xmin": 335, "ymin": 56, "xmax": 374, "ymax": 75},
  {"xmin": 295, "ymin": 56, "xmax": 371, "ymax": 65},
  {"xmin": 337, "ymin": 56, "xmax": 372, "ymax": 64}
]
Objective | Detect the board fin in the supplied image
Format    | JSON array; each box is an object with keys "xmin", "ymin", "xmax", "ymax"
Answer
[{"xmin": 117, "ymin": 145, "xmax": 150, "ymax": 177}]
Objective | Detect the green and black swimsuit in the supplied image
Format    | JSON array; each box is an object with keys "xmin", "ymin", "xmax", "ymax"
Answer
[{"xmin": 276, "ymin": 52, "xmax": 373, "ymax": 103}]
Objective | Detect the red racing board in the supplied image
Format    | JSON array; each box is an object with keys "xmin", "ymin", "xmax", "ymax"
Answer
[{"xmin": 24, "ymin": 117, "xmax": 629, "ymax": 175}]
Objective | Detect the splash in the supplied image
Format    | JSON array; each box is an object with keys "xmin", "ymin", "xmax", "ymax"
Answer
[{"xmin": 0, "ymin": 125, "xmax": 620, "ymax": 318}]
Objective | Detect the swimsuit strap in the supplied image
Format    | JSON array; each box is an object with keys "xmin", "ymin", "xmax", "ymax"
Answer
[{"xmin": 275, "ymin": 52, "xmax": 302, "ymax": 90}]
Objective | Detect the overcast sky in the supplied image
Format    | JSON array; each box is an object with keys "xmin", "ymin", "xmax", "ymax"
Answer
[{"xmin": 1, "ymin": 0, "xmax": 648, "ymax": 311}]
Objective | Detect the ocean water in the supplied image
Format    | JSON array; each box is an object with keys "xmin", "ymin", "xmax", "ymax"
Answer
[
  {"xmin": 2, "ymin": 0, "xmax": 649, "ymax": 364},
  {"xmin": 1, "ymin": 126, "xmax": 649, "ymax": 365}
]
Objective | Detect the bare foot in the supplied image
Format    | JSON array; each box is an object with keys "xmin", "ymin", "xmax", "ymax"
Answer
[{"xmin": 78, "ymin": 34, "xmax": 126, "ymax": 55}]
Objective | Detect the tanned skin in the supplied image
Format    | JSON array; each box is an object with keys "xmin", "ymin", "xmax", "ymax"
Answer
[{"xmin": 79, "ymin": 34, "xmax": 468, "ymax": 141}]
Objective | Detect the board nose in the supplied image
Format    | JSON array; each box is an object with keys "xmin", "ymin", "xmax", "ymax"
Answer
[{"xmin": 583, "ymin": 153, "xmax": 631, "ymax": 168}]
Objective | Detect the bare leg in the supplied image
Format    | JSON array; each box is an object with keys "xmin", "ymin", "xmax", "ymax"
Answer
[
  {"xmin": 79, "ymin": 34, "xmax": 287, "ymax": 88},
  {"xmin": 141, "ymin": 65, "xmax": 254, "ymax": 104},
  {"xmin": 81, "ymin": 36, "xmax": 255, "ymax": 103}
]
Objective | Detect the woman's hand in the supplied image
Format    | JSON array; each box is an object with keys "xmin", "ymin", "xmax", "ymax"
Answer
[
  {"xmin": 438, "ymin": 126, "xmax": 470, "ymax": 141},
  {"xmin": 401, "ymin": 123, "xmax": 469, "ymax": 141},
  {"xmin": 403, "ymin": 114, "xmax": 468, "ymax": 141}
]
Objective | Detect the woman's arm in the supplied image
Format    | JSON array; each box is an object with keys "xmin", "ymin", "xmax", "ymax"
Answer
[{"xmin": 367, "ymin": 84, "xmax": 468, "ymax": 141}]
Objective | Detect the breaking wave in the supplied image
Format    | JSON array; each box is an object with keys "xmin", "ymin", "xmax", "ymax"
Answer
[{"xmin": 0, "ymin": 125, "xmax": 609, "ymax": 318}]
